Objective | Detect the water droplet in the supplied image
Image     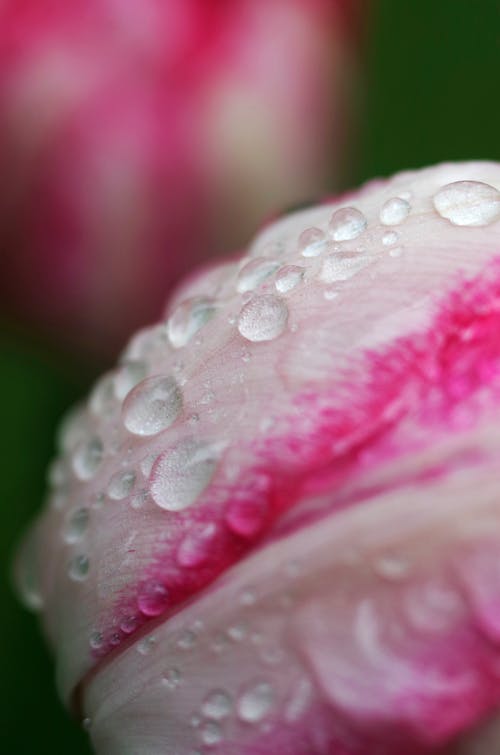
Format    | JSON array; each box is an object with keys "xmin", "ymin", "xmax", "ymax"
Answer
[
  {"xmin": 382, "ymin": 230, "xmax": 399, "ymax": 246},
  {"xmin": 237, "ymin": 294, "xmax": 288, "ymax": 342},
  {"xmin": 68, "ymin": 554, "xmax": 90, "ymax": 581},
  {"xmin": 137, "ymin": 580, "xmax": 169, "ymax": 616},
  {"xmin": 225, "ymin": 494, "xmax": 268, "ymax": 538},
  {"xmin": 236, "ymin": 258, "xmax": 280, "ymax": 293},
  {"xmin": 72, "ymin": 436, "xmax": 103, "ymax": 481},
  {"xmin": 199, "ymin": 721, "xmax": 223, "ymax": 747},
  {"xmin": 109, "ymin": 631, "xmax": 122, "ymax": 646},
  {"xmin": 227, "ymin": 623, "xmax": 247, "ymax": 642},
  {"xmin": 82, "ymin": 717, "xmax": 92, "ymax": 731},
  {"xmin": 123, "ymin": 375, "xmax": 182, "ymax": 436},
  {"xmin": 150, "ymin": 439, "xmax": 221, "ymax": 512},
  {"xmin": 137, "ymin": 635, "xmax": 157, "ymax": 655},
  {"xmin": 114, "ymin": 360, "xmax": 148, "ymax": 400},
  {"xmin": 373, "ymin": 554, "xmax": 410, "ymax": 580},
  {"xmin": 284, "ymin": 679, "xmax": 313, "ymax": 723},
  {"xmin": 14, "ymin": 530, "xmax": 44, "ymax": 611},
  {"xmin": 107, "ymin": 470, "xmax": 136, "ymax": 500},
  {"xmin": 202, "ymin": 689, "xmax": 232, "ymax": 720},
  {"xmin": 130, "ymin": 488, "xmax": 149, "ymax": 510},
  {"xmin": 162, "ymin": 667, "xmax": 181, "ymax": 689},
  {"xmin": 47, "ymin": 458, "xmax": 68, "ymax": 489},
  {"xmin": 433, "ymin": 180, "xmax": 500, "ymax": 226},
  {"xmin": 298, "ymin": 227, "xmax": 327, "ymax": 257},
  {"xmin": 177, "ymin": 629, "xmax": 197, "ymax": 649},
  {"xmin": 89, "ymin": 631, "xmax": 104, "ymax": 650},
  {"xmin": 63, "ymin": 507, "xmax": 90, "ymax": 543},
  {"xmin": 274, "ymin": 265, "xmax": 305, "ymax": 293},
  {"xmin": 176, "ymin": 523, "xmax": 218, "ymax": 568},
  {"xmin": 389, "ymin": 246, "xmax": 403, "ymax": 258},
  {"xmin": 140, "ymin": 454, "xmax": 157, "ymax": 478},
  {"xmin": 89, "ymin": 373, "xmax": 116, "ymax": 416},
  {"xmin": 319, "ymin": 250, "xmax": 370, "ymax": 283},
  {"xmin": 328, "ymin": 207, "xmax": 367, "ymax": 241},
  {"xmin": 167, "ymin": 297, "xmax": 216, "ymax": 348},
  {"xmin": 237, "ymin": 682, "xmax": 274, "ymax": 723},
  {"xmin": 120, "ymin": 615, "xmax": 139, "ymax": 634},
  {"xmin": 379, "ymin": 197, "xmax": 410, "ymax": 225},
  {"xmin": 239, "ymin": 589, "xmax": 256, "ymax": 606}
]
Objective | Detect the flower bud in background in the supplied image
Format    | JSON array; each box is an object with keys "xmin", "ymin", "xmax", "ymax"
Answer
[
  {"xmin": 15, "ymin": 161, "xmax": 500, "ymax": 753},
  {"xmin": 0, "ymin": 0, "xmax": 364, "ymax": 362}
]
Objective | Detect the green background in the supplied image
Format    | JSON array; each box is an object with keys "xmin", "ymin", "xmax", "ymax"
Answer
[{"xmin": 2, "ymin": 1, "xmax": 499, "ymax": 752}]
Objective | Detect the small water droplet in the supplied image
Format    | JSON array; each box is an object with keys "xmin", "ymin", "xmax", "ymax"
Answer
[
  {"xmin": 137, "ymin": 634, "xmax": 157, "ymax": 655},
  {"xmin": 82, "ymin": 717, "xmax": 92, "ymax": 731},
  {"xmin": 239, "ymin": 589, "xmax": 256, "ymax": 606},
  {"xmin": 123, "ymin": 375, "xmax": 182, "ymax": 436},
  {"xmin": 433, "ymin": 180, "xmax": 500, "ymax": 226},
  {"xmin": 284, "ymin": 679, "xmax": 313, "ymax": 723},
  {"xmin": 167, "ymin": 297, "xmax": 216, "ymax": 348},
  {"xmin": 89, "ymin": 373, "xmax": 116, "ymax": 417},
  {"xmin": 107, "ymin": 470, "xmax": 136, "ymax": 500},
  {"xmin": 319, "ymin": 250, "xmax": 370, "ymax": 283},
  {"xmin": 63, "ymin": 507, "xmax": 90, "ymax": 543},
  {"xmin": 177, "ymin": 629, "xmax": 197, "ymax": 650},
  {"xmin": 373, "ymin": 554, "xmax": 410, "ymax": 580},
  {"xmin": 120, "ymin": 615, "xmax": 139, "ymax": 634},
  {"xmin": 379, "ymin": 197, "xmax": 410, "ymax": 225},
  {"xmin": 89, "ymin": 630, "xmax": 104, "ymax": 650},
  {"xmin": 162, "ymin": 667, "xmax": 181, "ymax": 689},
  {"xmin": 237, "ymin": 294, "xmax": 288, "ymax": 342},
  {"xmin": 137, "ymin": 580, "xmax": 169, "ymax": 616},
  {"xmin": 72, "ymin": 436, "xmax": 103, "ymax": 480},
  {"xmin": 236, "ymin": 258, "xmax": 281, "ymax": 293},
  {"xmin": 47, "ymin": 458, "xmax": 67, "ymax": 489},
  {"xmin": 382, "ymin": 230, "xmax": 399, "ymax": 246},
  {"xmin": 176, "ymin": 522, "xmax": 218, "ymax": 568},
  {"xmin": 298, "ymin": 227, "xmax": 327, "ymax": 257},
  {"xmin": 225, "ymin": 494, "xmax": 268, "ymax": 538},
  {"xmin": 389, "ymin": 246, "xmax": 403, "ymax": 258},
  {"xmin": 237, "ymin": 682, "xmax": 274, "ymax": 723},
  {"xmin": 328, "ymin": 207, "xmax": 367, "ymax": 241},
  {"xmin": 130, "ymin": 488, "xmax": 150, "ymax": 510},
  {"xmin": 68, "ymin": 554, "xmax": 90, "ymax": 581},
  {"xmin": 227, "ymin": 623, "xmax": 247, "ymax": 642},
  {"xmin": 274, "ymin": 265, "xmax": 305, "ymax": 293},
  {"xmin": 114, "ymin": 360, "xmax": 148, "ymax": 400},
  {"xmin": 150, "ymin": 439, "xmax": 221, "ymax": 512},
  {"xmin": 14, "ymin": 530, "xmax": 44, "ymax": 611},
  {"xmin": 199, "ymin": 721, "xmax": 223, "ymax": 747},
  {"xmin": 202, "ymin": 689, "xmax": 232, "ymax": 720}
]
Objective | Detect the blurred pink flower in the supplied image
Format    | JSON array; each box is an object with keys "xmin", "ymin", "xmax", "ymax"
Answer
[
  {"xmin": 16, "ymin": 161, "xmax": 500, "ymax": 753},
  {"xmin": 0, "ymin": 0, "xmax": 363, "ymax": 361}
]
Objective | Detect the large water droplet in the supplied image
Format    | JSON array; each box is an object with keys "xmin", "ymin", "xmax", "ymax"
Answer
[
  {"xmin": 237, "ymin": 294, "xmax": 288, "ymax": 342},
  {"xmin": 137, "ymin": 580, "xmax": 169, "ymax": 616},
  {"xmin": 319, "ymin": 250, "xmax": 370, "ymax": 284},
  {"xmin": 176, "ymin": 522, "xmax": 218, "ymax": 568},
  {"xmin": 68, "ymin": 554, "xmax": 90, "ymax": 582},
  {"xmin": 298, "ymin": 227, "xmax": 327, "ymax": 257},
  {"xmin": 379, "ymin": 197, "xmax": 410, "ymax": 225},
  {"xmin": 328, "ymin": 207, "xmax": 367, "ymax": 241},
  {"xmin": 433, "ymin": 180, "xmax": 500, "ymax": 226},
  {"xmin": 107, "ymin": 470, "xmax": 136, "ymax": 500},
  {"xmin": 123, "ymin": 376, "xmax": 182, "ymax": 436},
  {"xmin": 167, "ymin": 297, "xmax": 216, "ymax": 348},
  {"xmin": 63, "ymin": 507, "xmax": 90, "ymax": 543},
  {"xmin": 236, "ymin": 258, "xmax": 280, "ymax": 293},
  {"xmin": 150, "ymin": 439, "xmax": 221, "ymax": 511},
  {"xmin": 237, "ymin": 681, "xmax": 274, "ymax": 723},
  {"xmin": 202, "ymin": 689, "xmax": 232, "ymax": 720},
  {"xmin": 274, "ymin": 265, "xmax": 305, "ymax": 293},
  {"xmin": 72, "ymin": 436, "xmax": 103, "ymax": 480},
  {"xmin": 114, "ymin": 360, "xmax": 147, "ymax": 400}
]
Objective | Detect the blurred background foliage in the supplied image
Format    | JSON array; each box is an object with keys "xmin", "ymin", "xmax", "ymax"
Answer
[{"xmin": 1, "ymin": 1, "xmax": 499, "ymax": 752}]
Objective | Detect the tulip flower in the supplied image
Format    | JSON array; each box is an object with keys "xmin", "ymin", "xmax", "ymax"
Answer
[
  {"xmin": 0, "ymin": 0, "xmax": 361, "ymax": 361},
  {"xmin": 15, "ymin": 161, "xmax": 500, "ymax": 753}
]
